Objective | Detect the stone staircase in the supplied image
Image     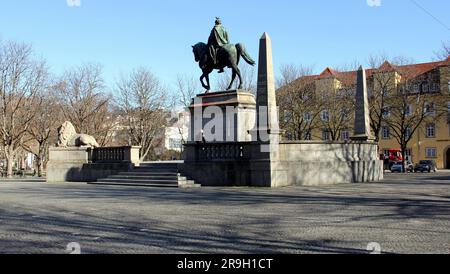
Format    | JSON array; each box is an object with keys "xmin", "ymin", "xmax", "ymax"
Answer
[{"xmin": 89, "ymin": 162, "xmax": 200, "ymax": 188}]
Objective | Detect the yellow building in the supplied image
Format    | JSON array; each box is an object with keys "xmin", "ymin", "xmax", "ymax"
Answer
[{"xmin": 284, "ymin": 57, "xmax": 450, "ymax": 169}]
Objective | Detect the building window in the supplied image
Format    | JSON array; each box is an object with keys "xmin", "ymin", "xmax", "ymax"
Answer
[
  {"xmin": 322, "ymin": 130, "xmax": 330, "ymax": 141},
  {"xmin": 413, "ymin": 84, "xmax": 420, "ymax": 93},
  {"xmin": 341, "ymin": 108, "xmax": 350, "ymax": 120},
  {"xmin": 422, "ymin": 83, "xmax": 429, "ymax": 93},
  {"xmin": 305, "ymin": 131, "xmax": 312, "ymax": 141},
  {"xmin": 430, "ymin": 83, "xmax": 439, "ymax": 92},
  {"xmin": 405, "ymin": 105, "xmax": 412, "ymax": 116},
  {"xmin": 426, "ymin": 123, "xmax": 436, "ymax": 138},
  {"xmin": 283, "ymin": 111, "xmax": 292, "ymax": 123},
  {"xmin": 424, "ymin": 102, "xmax": 435, "ymax": 115},
  {"xmin": 405, "ymin": 127, "xmax": 412, "ymax": 139},
  {"xmin": 382, "ymin": 126, "xmax": 390, "ymax": 139},
  {"xmin": 304, "ymin": 112, "xmax": 312, "ymax": 122},
  {"xmin": 383, "ymin": 149, "xmax": 390, "ymax": 159},
  {"xmin": 382, "ymin": 106, "xmax": 390, "ymax": 118},
  {"xmin": 405, "ymin": 148, "xmax": 412, "ymax": 162},
  {"xmin": 285, "ymin": 132, "xmax": 293, "ymax": 140},
  {"xmin": 321, "ymin": 110, "xmax": 329, "ymax": 122},
  {"xmin": 342, "ymin": 130, "xmax": 349, "ymax": 141},
  {"xmin": 425, "ymin": 148, "xmax": 437, "ymax": 158},
  {"xmin": 168, "ymin": 138, "xmax": 182, "ymax": 150}
]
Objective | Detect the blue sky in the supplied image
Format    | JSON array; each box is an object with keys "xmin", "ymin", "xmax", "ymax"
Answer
[{"xmin": 0, "ymin": 0, "xmax": 449, "ymax": 92}]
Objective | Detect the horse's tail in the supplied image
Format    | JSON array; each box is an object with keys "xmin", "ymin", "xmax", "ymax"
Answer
[{"xmin": 236, "ymin": 43, "xmax": 256, "ymax": 66}]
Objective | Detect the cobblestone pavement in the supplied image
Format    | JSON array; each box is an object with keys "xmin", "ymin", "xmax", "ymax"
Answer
[{"xmin": 0, "ymin": 173, "xmax": 449, "ymax": 254}]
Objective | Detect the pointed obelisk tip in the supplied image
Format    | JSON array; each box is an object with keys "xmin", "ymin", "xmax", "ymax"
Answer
[
  {"xmin": 358, "ymin": 65, "xmax": 364, "ymax": 71},
  {"xmin": 260, "ymin": 32, "xmax": 270, "ymax": 40}
]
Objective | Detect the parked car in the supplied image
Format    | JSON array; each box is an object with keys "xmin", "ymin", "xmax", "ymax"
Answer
[
  {"xmin": 390, "ymin": 161, "xmax": 414, "ymax": 173},
  {"xmin": 405, "ymin": 161, "xmax": 414, "ymax": 172},
  {"xmin": 414, "ymin": 160, "xmax": 438, "ymax": 173}
]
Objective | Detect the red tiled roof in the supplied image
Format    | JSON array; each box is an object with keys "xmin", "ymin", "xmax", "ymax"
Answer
[
  {"xmin": 319, "ymin": 67, "xmax": 339, "ymax": 77},
  {"xmin": 378, "ymin": 61, "xmax": 397, "ymax": 72},
  {"xmin": 300, "ymin": 58, "xmax": 449, "ymax": 85}
]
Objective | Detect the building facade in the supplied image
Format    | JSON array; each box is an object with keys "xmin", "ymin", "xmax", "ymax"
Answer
[{"xmin": 280, "ymin": 57, "xmax": 450, "ymax": 169}]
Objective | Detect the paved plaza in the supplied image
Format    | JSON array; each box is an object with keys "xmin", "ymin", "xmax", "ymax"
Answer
[{"xmin": 0, "ymin": 173, "xmax": 449, "ymax": 254}]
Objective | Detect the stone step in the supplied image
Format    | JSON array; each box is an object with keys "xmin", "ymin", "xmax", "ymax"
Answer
[
  {"xmin": 118, "ymin": 172, "xmax": 179, "ymax": 176},
  {"xmin": 179, "ymin": 183, "xmax": 202, "ymax": 188},
  {"xmin": 133, "ymin": 168, "xmax": 179, "ymax": 173},
  {"xmin": 110, "ymin": 175, "xmax": 180, "ymax": 180},
  {"xmin": 90, "ymin": 160, "xmax": 199, "ymax": 188},
  {"xmin": 89, "ymin": 179, "xmax": 200, "ymax": 188},
  {"xmin": 89, "ymin": 181, "xmax": 179, "ymax": 188},
  {"xmin": 97, "ymin": 178, "xmax": 179, "ymax": 184},
  {"xmin": 140, "ymin": 164, "xmax": 179, "ymax": 168}
]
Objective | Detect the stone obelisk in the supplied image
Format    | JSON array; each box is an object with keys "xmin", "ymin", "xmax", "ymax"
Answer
[
  {"xmin": 351, "ymin": 66, "xmax": 374, "ymax": 141},
  {"xmin": 254, "ymin": 32, "xmax": 280, "ymax": 142}
]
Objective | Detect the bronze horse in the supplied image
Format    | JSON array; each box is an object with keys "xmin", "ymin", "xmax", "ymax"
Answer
[{"xmin": 192, "ymin": 42, "xmax": 255, "ymax": 92}]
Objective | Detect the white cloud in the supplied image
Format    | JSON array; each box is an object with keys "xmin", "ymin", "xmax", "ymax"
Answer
[
  {"xmin": 67, "ymin": 0, "xmax": 81, "ymax": 8},
  {"xmin": 367, "ymin": 0, "xmax": 382, "ymax": 7}
]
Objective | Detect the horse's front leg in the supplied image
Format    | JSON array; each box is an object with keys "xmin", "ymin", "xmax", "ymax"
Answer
[
  {"xmin": 236, "ymin": 68, "xmax": 243, "ymax": 90},
  {"xmin": 205, "ymin": 74, "xmax": 211, "ymax": 91},
  {"xmin": 227, "ymin": 70, "xmax": 237, "ymax": 90},
  {"xmin": 200, "ymin": 74, "xmax": 209, "ymax": 91}
]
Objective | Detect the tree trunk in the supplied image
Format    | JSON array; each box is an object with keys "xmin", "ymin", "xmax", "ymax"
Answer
[
  {"xmin": 401, "ymin": 146, "xmax": 407, "ymax": 174},
  {"xmin": 6, "ymin": 155, "xmax": 14, "ymax": 178},
  {"xmin": 36, "ymin": 157, "xmax": 43, "ymax": 177}
]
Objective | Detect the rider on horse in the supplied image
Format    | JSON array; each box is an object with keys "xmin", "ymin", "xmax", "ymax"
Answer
[
  {"xmin": 192, "ymin": 18, "xmax": 255, "ymax": 91},
  {"xmin": 207, "ymin": 17, "xmax": 229, "ymax": 73}
]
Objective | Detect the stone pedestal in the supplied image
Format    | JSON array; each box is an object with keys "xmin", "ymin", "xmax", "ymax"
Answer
[
  {"xmin": 46, "ymin": 146, "xmax": 140, "ymax": 183},
  {"xmin": 46, "ymin": 147, "xmax": 91, "ymax": 183},
  {"xmin": 188, "ymin": 89, "xmax": 256, "ymax": 143}
]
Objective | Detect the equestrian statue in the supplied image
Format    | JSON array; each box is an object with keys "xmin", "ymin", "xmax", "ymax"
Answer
[{"xmin": 192, "ymin": 17, "xmax": 256, "ymax": 92}]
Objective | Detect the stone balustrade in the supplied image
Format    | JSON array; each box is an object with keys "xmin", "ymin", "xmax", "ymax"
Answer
[
  {"xmin": 91, "ymin": 146, "xmax": 141, "ymax": 166},
  {"xmin": 185, "ymin": 143, "xmax": 249, "ymax": 161}
]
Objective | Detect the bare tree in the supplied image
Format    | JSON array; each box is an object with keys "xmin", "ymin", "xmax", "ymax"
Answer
[
  {"xmin": 22, "ymin": 88, "xmax": 62, "ymax": 177},
  {"xmin": 368, "ymin": 54, "xmax": 396, "ymax": 143},
  {"xmin": 277, "ymin": 64, "xmax": 322, "ymax": 140},
  {"xmin": 0, "ymin": 41, "xmax": 47, "ymax": 177},
  {"xmin": 172, "ymin": 74, "xmax": 201, "ymax": 149},
  {"xmin": 216, "ymin": 64, "xmax": 256, "ymax": 93},
  {"xmin": 384, "ymin": 64, "xmax": 449, "ymax": 172},
  {"xmin": 55, "ymin": 63, "xmax": 115, "ymax": 146},
  {"xmin": 115, "ymin": 68, "xmax": 168, "ymax": 161},
  {"xmin": 317, "ymin": 83, "xmax": 355, "ymax": 141},
  {"xmin": 366, "ymin": 54, "xmax": 415, "ymax": 143},
  {"xmin": 435, "ymin": 41, "xmax": 450, "ymax": 60},
  {"xmin": 175, "ymin": 74, "xmax": 200, "ymax": 108}
]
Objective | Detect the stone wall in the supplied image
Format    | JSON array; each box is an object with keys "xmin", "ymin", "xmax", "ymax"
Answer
[
  {"xmin": 277, "ymin": 141, "xmax": 383, "ymax": 186},
  {"xmin": 181, "ymin": 141, "xmax": 383, "ymax": 187},
  {"xmin": 46, "ymin": 146, "xmax": 140, "ymax": 183}
]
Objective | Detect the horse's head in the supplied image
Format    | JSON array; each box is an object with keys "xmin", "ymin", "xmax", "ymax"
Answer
[{"xmin": 192, "ymin": 42, "xmax": 206, "ymax": 63}]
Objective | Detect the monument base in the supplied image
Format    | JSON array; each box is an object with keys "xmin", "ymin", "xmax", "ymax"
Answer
[
  {"xmin": 188, "ymin": 89, "xmax": 256, "ymax": 143},
  {"xmin": 181, "ymin": 140, "xmax": 383, "ymax": 187},
  {"xmin": 46, "ymin": 147, "xmax": 137, "ymax": 183}
]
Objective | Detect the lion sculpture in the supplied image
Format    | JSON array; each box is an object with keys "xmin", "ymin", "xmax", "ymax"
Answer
[{"xmin": 57, "ymin": 121, "xmax": 100, "ymax": 148}]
